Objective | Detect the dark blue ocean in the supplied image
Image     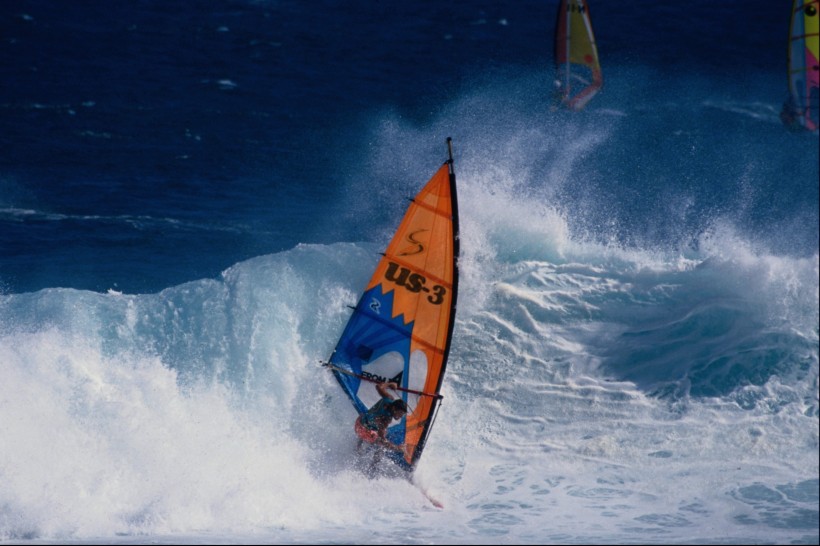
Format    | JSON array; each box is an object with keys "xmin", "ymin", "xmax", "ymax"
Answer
[{"xmin": 1, "ymin": 1, "xmax": 818, "ymax": 544}]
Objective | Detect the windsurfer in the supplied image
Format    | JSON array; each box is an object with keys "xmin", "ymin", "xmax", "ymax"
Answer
[
  {"xmin": 780, "ymin": 96, "xmax": 806, "ymax": 131},
  {"xmin": 355, "ymin": 381, "xmax": 407, "ymax": 466}
]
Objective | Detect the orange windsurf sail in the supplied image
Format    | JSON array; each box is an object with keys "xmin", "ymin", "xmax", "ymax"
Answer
[{"xmin": 326, "ymin": 138, "xmax": 459, "ymax": 472}]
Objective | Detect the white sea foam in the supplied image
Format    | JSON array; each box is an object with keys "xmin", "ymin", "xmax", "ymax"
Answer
[{"xmin": 0, "ymin": 223, "xmax": 816, "ymax": 543}]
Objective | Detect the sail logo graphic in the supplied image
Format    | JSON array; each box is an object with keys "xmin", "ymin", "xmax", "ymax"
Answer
[
  {"xmin": 361, "ymin": 369, "xmax": 403, "ymax": 385},
  {"xmin": 397, "ymin": 229, "xmax": 428, "ymax": 257},
  {"xmin": 384, "ymin": 261, "xmax": 446, "ymax": 305},
  {"xmin": 369, "ymin": 297, "xmax": 381, "ymax": 314}
]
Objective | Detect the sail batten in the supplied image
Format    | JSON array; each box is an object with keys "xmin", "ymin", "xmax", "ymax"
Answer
[{"xmin": 327, "ymin": 141, "xmax": 459, "ymax": 472}]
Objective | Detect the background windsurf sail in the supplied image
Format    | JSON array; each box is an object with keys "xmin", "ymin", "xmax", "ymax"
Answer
[
  {"xmin": 326, "ymin": 138, "xmax": 459, "ymax": 473},
  {"xmin": 783, "ymin": 0, "xmax": 819, "ymax": 131},
  {"xmin": 553, "ymin": 0, "xmax": 603, "ymax": 111}
]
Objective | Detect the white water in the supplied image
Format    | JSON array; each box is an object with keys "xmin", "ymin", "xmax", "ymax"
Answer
[{"xmin": 1, "ymin": 190, "xmax": 817, "ymax": 543}]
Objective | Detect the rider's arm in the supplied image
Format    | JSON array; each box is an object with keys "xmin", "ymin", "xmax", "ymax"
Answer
[{"xmin": 376, "ymin": 381, "xmax": 398, "ymax": 399}]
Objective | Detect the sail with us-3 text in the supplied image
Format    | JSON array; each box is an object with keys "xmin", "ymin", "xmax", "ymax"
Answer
[
  {"xmin": 324, "ymin": 139, "xmax": 459, "ymax": 473},
  {"xmin": 781, "ymin": 0, "xmax": 819, "ymax": 131},
  {"xmin": 553, "ymin": 0, "xmax": 603, "ymax": 111}
]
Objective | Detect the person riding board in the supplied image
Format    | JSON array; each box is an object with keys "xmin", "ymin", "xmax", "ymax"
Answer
[{"xmin": 354, "ymin": 380, "xmax": 408, "ymax": 463}]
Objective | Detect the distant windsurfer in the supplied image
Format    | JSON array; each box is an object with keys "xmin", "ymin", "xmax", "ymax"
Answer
[
  {"xmin": 780, "ymin": 96, "xmax": 802, "ymax": 131},
  {"xmin": 355, "ymin": 381, "xmax": 408, "ymax": 470}
]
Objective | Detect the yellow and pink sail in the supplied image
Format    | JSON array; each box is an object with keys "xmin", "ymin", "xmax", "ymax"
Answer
[
  {"xmin": 783, "ymin": 0, "xmax": 819, "ymax": 131},
  {"xmin": 553, "ymin": 0, "xmax": 603, "ymax": 111},
  {"xmin": 326, "ymin": 139, "xmax": 459, "ymax": 472}
]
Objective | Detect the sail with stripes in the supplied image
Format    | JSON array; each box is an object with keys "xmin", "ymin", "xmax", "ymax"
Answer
[
  {"xmin": 553, "ymin": 0, "xmax": 603, "ymax": 111},
  {"xmin": 782, "ymin": 0, "xmax": 819, "ymax": 131},
  {"xmin": 326, "ymin": 139, "xmax": 459, "ymax": 473}
]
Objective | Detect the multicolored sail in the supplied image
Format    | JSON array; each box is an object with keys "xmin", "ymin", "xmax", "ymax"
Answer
[
  {"xmin": 326, "ymin": 139, "xmax": 459, "ymax": 473},
  {"xmin": 553, "ymin": 0, "xmax": 603, "ymax": 111},
  {"xmin": 782, "ymin": 0, "xmax": 819, "ymax": 131}
]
